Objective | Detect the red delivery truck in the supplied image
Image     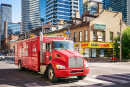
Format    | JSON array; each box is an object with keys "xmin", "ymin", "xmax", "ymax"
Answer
[{"xmin": 14, "ymin": 33, "xmax": 89, "ymax": 82}]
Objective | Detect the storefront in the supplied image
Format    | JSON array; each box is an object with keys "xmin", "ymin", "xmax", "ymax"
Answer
[{"xmin": 74, "ymin": 42, "xmax": 114, "ymax": 58}]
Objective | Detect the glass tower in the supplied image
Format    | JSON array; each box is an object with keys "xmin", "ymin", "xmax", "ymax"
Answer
[
  {"xmin": 21, "ymin": 0, "xmax": 41, "ymax": 33},
  {"xmin": 103, "ymin": 0, "xmax": 130, "ymax": 25},
  {"xmin": 0, "ymin": 4, "xmax": 12, "ymax": 40},
  {"xmin": 42, "ymin": 0, "xmax": 83, "ymax": 24},
  {"xmin": 8, "ymin": 23, "xmax": 21, "ymax": 35},
  {"xmin": 83, "ymin": 0, "xmax": 98, "ymax": 15}
]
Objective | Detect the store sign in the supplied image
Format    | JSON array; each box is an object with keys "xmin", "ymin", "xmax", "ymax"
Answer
[
  {"xmin": 81, "ymin": 42, "xmax": 89, "ymax": 48},
  {"xmin": 74, "ymin": 42, "xmax": 113, "ymax": 48},
  {"xmin": 74, "ymin": 43, "xmax": 79, "ymax": 48},
  {"xmin": 90, "ymin": 42, "xmax": 113, "ymax": 48},
  {"xmin": 94, "ymin": 24, "xmax": 106, "ymax": 30}
]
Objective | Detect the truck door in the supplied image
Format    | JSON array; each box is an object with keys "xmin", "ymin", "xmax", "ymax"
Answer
[{"xmin": 45, "ymin": 43, "xmax": 52, "ymax": 62}]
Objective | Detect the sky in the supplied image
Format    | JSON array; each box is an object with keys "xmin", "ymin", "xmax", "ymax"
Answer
[
  {"xmin": 0, "ymin": 0, "xmax": 21, "ymax": 23},
  {"xmin": 0, "ymin": 0, "xmax": 102, "ymax": 23}
]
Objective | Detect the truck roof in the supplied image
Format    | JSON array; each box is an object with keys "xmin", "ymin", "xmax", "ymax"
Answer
[{"xmin": 15, "ymin": 36, "xmax": 71, "ymax": 44}]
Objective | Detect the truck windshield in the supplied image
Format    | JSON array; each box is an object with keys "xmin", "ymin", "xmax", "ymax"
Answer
[{"xmin": 52, "ymin": 41, "xmax": 74, "ymax": 50}]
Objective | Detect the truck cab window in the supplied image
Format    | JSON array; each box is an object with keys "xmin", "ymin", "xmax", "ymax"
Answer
[{"xmin": 46, "ymin": 43, "xmax": 51, "ymax": 51}]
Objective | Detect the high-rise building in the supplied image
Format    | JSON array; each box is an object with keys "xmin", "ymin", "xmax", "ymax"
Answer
[
  {"xmin": 8, "ymin": 22, "xmax": 21, "ymax": 35},
  {"xmin": 83, "ymin": 0, "xmax": 98, "ymax": 14},
  {"xmin": 21, "ymin": 0, "xmax": 41, "ymax": 33},
  {"xmin": 42, "ymin": 0, "xmax": 83, "ymax": 24},
  {"xmin": 0, "ymin": 4, "xmax": 12, "ymax": 40},
  {"xmin": 40, "ymin": 0, "xmax": 47, "ymax": 24},
  {"xmin": 103, "ymin": 0, "xmax": 130, "ymax": 25}
]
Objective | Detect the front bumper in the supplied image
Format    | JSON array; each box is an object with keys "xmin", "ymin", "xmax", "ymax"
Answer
[{"xmin": 54, "ymin": 67, "xmax": 89, "ymax": 77}]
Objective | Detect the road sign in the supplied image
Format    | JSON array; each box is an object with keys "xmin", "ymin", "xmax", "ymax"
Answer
[
  {"xmin": 65, "ymin": 31, "xmax": 70, "ymax": 34},
  {"xmin": 117, "ymin": 41, "xmax": 121, "ymax": 43}
]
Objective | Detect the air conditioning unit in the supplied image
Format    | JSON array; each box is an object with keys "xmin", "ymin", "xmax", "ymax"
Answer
[{"xmin": 97, "ymin": 36, "xmax": 102, "ymax": 41}]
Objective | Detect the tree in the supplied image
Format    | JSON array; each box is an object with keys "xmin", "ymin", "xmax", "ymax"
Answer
[{"xmin": 114, "ymin": 26, "xmax": 130, "ymax": 59}]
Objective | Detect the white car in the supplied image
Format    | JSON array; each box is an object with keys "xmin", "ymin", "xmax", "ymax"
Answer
[{"xmin": 0, "ymin": 53, "xmax": 4, "ymax": 61}]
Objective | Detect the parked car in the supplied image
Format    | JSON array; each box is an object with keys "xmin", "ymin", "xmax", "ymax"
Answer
[{"xmin": 0, "ymin": 53, "xmax": 4, "ymax": 61}]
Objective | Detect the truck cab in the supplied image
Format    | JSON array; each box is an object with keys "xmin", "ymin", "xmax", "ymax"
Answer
[{"xmin": 42, "ymin": 39, "xmax": 89, "ymax": 82}]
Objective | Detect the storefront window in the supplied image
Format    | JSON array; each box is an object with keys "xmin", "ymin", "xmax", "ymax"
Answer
[
  {"xmin": 100, "ymin": 49, "xmax": 104, "ymax": 57},
  {"xmin": 83, "ymin": 48, "xmax": 89, "ymax": 58},
  {"xmin": 92, "ymin": 49, "xmax": 96, "ymax": 57}
]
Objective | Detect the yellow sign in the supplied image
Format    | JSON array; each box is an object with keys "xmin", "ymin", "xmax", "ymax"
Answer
[
  {"xmin": 74, "ymin": 42, "xmax": 113, "ymax": 48},
  {"xmin": 74, "ymin": 43, "xmax": 79, "ymax": 48},
  {"xmin": 81, "ymin": 42, "xmax": 90, "ymax": 48},
  {"xmin": 90, "ymin": 42, "xmax": 113, "ymax": 48}
]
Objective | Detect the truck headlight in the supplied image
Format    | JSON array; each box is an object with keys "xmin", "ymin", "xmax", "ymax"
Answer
[
  {"xmin": 56, "ymin": 65, "xmax": 65, "ymax": 69},
  {"xmin": 85, "ymin": 63, "xmax": 89, "ymax": 67}
]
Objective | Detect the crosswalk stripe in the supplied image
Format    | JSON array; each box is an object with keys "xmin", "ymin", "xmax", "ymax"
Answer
[
  {"xmin": 123, "ymin": 74, "xmax": 130, "ymax": 77},
  {"xmin": 74, "ymin": 81, "xmax": 89, "ymax": 85},
  {"xmin": 84, "ymin": 77, "xmax": 112, "ymax": 84},
  {"xmin": 24, "ymin": 83, "xmax": 40, "ymax": 87},
  {"xmin": 110, "ymin": 75, "xmax": 130, "ymax": 80},
  {"xmin": 97, "ymin": 76, "xmax": 130, "ymax": 83}
]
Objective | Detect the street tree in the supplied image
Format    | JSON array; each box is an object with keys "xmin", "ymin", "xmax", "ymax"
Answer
[{"xmin": 114, "ymin": 26, "xmax": 130, "ymax": 59}]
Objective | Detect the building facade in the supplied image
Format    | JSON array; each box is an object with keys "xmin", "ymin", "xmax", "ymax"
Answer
[
  {"xmin": 21, "ymin": 0, "xmax": 41, "ymax": 33},
  {"xmin": 45, "ymin": 3, "xmax": 127, "ymax": 60},
  {"xmin": 83, "ymin": 0, "xmax": 98, "ymax": 14},
  {"xmin": 8, "ymin": 22, "xmax": 21, "ymax": 35},
  {"xmin": 103, "ymin": 0, "xmax": 130, "ymax": 25},
  {"xmin": 42, "ymin": 0, "xmax": 83, "ymax": 24},
  {"xmin": 0, "ymin": 4, "xmax": 12, "ymax": 40},
  {"xmin": 1, "ymin": 35, "xmax": 18, "ymax": 55}
]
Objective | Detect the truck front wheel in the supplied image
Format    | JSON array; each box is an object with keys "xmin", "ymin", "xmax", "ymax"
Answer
[
  {"xmin": 48, "ymin": 65, "xmax": 58, "ymax": 82},
  {"xmin": 77, "ymin": 75, "xmax": 86, "ymax": 80}
]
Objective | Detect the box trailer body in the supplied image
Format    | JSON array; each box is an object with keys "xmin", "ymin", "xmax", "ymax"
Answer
[{"xmin": 14, "ymin": 36, "xmax": 89, "ymax": 82}]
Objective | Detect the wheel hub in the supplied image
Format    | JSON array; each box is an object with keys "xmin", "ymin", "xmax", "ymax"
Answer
[{"xmin": 49, "ymin": 69, "xmax": 53, "ymax": 80}]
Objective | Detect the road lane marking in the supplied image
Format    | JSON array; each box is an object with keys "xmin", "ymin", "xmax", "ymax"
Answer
[
  {"xmin": 24, "ymin": 82, "xmax": 40, "ymax": 87},
  {"xmin": 97, "ymin": 76, "xmax": 130, "ymax": 84},
  {"xmin": 110, "ymin": 75, "xmax": 130, "ymax": 80},
  {"xmin": 84, "ymin": 77, "xmax": 112, "ymax": 83}
]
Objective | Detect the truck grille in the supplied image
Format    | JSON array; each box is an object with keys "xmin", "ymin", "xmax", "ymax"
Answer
[{"xmin": 69, "ymin": 57, "xmax": 83, "ymax": 68}]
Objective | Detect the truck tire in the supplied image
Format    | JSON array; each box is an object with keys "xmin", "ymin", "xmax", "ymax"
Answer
[
  {"xmin": 18, "ymin": 61, "xmax": 23, "ymax": 71},
  {"xmin": 77, "ymin": 75, "xmax": 86, "ymax": 80},
  {"xmin": 48, "ymin": 65, "xmax": 58, "ymax": 83}
]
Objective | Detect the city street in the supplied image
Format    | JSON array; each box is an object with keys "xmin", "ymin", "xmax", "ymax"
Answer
[{"xmin": 0, "ymin": 57, "xmax": 130, "ymax": 87}]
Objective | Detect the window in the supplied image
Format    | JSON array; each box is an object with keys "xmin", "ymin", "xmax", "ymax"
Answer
[
  {"xmin": 69, "ymin": 33, "xmax": 72, "ymax": 39},
  {"xmin": 79, "ymin": 31, "xmax": 82, "ymax": 42},
  {"xmin": 73, "ymin": 20, "xmax": 75, "ymax": 24},
  {"xmin": 102, "ymin": 31, "xmax": 105, "ymax": 41},
  {"xmin": 83, "ymin": 17, "xmax": 86, "ymax": 22},
  {"xmin": 74, "ymin": 32, "xmax": 76, "ymax": 42},
  {"xmin": 110, "ymin": 32, "xmax": 113, "ymax": 42},
  {"xmin": 93, "ymin": 30, "xmax": 97, "ymax": 41},
  {"xmin": 84, "ymin": 30, "xmax": 88, "ymax": 41}
]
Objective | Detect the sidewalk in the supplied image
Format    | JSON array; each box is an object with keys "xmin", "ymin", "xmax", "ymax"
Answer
[{"xmin": 85, "ymin": 58, "xmax": 130, "ymax": 62}]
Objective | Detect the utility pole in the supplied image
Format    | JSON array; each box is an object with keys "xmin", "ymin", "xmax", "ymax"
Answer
[
  {"xmin": 42, "ymin": 22, "xmax": 44, "ymax": 35},
  {"xmin": 120, "ymin": 19, "xmax": 122, "ymax": 62}
]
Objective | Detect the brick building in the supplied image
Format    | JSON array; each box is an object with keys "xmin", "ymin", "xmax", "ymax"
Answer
[{"xmin": 45, "ymin": 2, "xmax": 127, "ymax": 60}]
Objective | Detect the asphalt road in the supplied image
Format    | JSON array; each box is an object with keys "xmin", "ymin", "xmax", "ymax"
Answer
[{"xmin": 0, "ymin": 57, "xmax": 130, "ymax": 87}]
